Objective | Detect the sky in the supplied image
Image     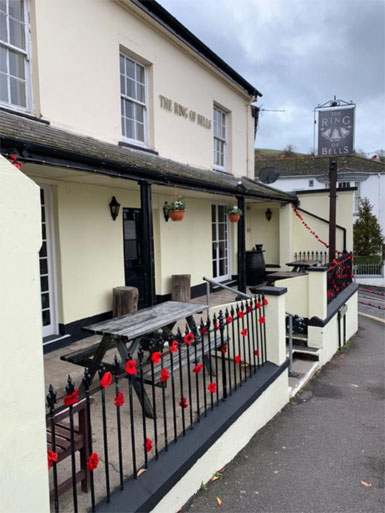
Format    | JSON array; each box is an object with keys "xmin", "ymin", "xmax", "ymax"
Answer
[{"xmin": 158, "ymin": 0, "xmax": 385, "ymax": 155}]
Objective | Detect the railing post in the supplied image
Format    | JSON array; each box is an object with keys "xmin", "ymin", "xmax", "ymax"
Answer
[{"xmin": 287, "ymin": 314, "xmax": 294, "ymax": 374}]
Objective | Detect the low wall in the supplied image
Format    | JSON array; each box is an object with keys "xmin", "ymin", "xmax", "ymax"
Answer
[
  {"xmin": 151, "ymin": 370, "xmax": 289, "ymax": 513},
  {"xmin": 355, "ymin": 276, "xmax": 385, "ymax": 287}
]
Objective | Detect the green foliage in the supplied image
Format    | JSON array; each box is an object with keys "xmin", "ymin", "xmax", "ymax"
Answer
[
  {"xmin": 165, "ymin": 197, "xmax": 185, "ymax": 211},
  {"xmin": 353, "ymin": 197, "xmax": 383, "ymax": 257},
  {"xmin": 226, "ymin": 205, "xmax": 243, "ymax": 215},
  {"xmin": 283, "ymin": 144, "xmax": 297, "ymax": 157}
]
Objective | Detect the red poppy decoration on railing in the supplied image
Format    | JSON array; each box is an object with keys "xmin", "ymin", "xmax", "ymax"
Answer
[
  {"xmin": 179, "ymin": 397, "xmax": 188, "ymax": 408},
  {"xmin": 63, "ymin": 389, "xmax": 79, "ymax": 407},
  {"xmin": 100, "ymin": 371, "xmax": 112, "ymax": 388},
  {"xmin": 86, "ymin": 452, "xmax": 99, "ymax": 471},
  {"xmin": 169, "ymin": 340, "xmax": 179, "ymax": 353},
  {"xmin": 237, "ymin": 310, "xmax": 244, "ymax": 319},
  {"xmin": 254, "ymin": 349, "xmax": 259, "ymax": 356},
  {"xmin": 207, "ymin": 382, "xmax": 217, "ymax": 394},
  {"xmin": 256, "ymin": 302, "xmax": 261, "ymax": 310},
  {"xmin": 240, "ymin": 328, "xmax": 248, "ymax": 337},
  {"xmin": 201, "ymin": 326, "xmax": 208, "ymax": 335},
  {"xmin": 226, "ymin": 315, "xmax": 233, "ymax": 324},
  {"xmin": 263, "ymin": 298, "xmax": 269, "ymax": 306},
  {"xmin": 234, "ymin": 355, "xmax": 241, "ymax": 364},
  {"xmin": 221, "ymin": 344, "xmax": 228, "ymax": 354},
  {"xmin": 145, "ymin": 438, "xmax": 153, "ymax": 452},
  {"xmin": 184, "ymin": 332, "xmax": 194, "ymax": 345},
  {"xmin": 192, "ymin": 363, "xmax": 203, "ymax": 374},
  {"xmin": 114, "ymin": 391, "xmax": 125, "ymax": 407},
  {"xmin": 125, "ymin": 359, "xmax": 137, "ymax": 376},
  {"xmin": 214, "ymin": 321, "xmax": 220, "ymax": 330},
  {"xmin": 151, "ymin": 352, "xmax": 162, "ymax": 364},
  {"xmin": 247, "ymin": 305, "xmax": 252, "ymax": 313},
  {"xmin": 9, "ymin": 154, "xmax": 22, "ymax": 170},
  {"xmin": 47, "ymin": 450, "xmax": 58, "ymax": 469},
  {"xmin": 159, "ymin": 368, "xmax": 170, "ymax": 382},
  {"xmin": 258, "ymin": 316, "xmax": 266, "ymax": 325}
]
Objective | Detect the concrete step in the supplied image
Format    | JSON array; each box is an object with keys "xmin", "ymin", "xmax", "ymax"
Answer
[{"xmin": 287, "ymin": 344, "xmax": 320, "ymax": 362}]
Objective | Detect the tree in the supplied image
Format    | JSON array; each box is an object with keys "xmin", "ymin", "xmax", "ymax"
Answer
[
  {"xmin": 353, "ymin": 197, "xmax": 383, "ymax": 256},
  {"xmin": 282, "ymin": 144, "xmax": 296, "ymax": 157},
  {"xmin": 374, "ymin": 149, "xmax": 385, "ymax": 162}
]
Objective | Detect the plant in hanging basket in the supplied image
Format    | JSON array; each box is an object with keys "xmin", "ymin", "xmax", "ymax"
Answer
[
  {"xmin": 226, "ymin": 205, "xmax": 243, "ymax": 223},
  {"xmin": 166, "ymin": 197, "xmax": 186, "ymax": 221}
]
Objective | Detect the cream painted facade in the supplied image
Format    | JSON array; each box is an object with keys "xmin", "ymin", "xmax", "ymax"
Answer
[{"xmin": 31, "ymin": 0, "xmax": 255, "ymax": 177}]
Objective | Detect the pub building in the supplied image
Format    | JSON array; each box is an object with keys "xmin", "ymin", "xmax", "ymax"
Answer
[{"xmin": 0, "ymin": 0, "xmax": 295, "ymax": 351}]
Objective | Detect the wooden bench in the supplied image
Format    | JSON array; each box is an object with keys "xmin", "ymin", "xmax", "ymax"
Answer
[{"xmin": 46, "ymin": 397, "xmax": 95, "ymax": 500}]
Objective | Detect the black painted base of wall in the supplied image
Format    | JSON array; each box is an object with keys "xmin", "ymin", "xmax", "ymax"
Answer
[
  {"xmin": 59, "ymin": 311, "xmax": 112, "ymax": 341},
  {"xmin": 96, "ymin": 359, "xmax": 289, "ymax": 513}
]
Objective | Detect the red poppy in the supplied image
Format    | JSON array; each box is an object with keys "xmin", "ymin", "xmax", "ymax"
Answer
[
  {"xmin": 254, "ymin": 349, "xmax": 259, "ymax": 356},
  {"xmin": 145, "ymin": 438, "xmax": 153, "ymax": 452},
  {"xmin": 179, "ymin": 397, "xmax": 188, "ymax": 408},
  {"xmin": 221, "ymin": 344, "xmax": 228, "ymax": 354},
  {"xmin": 86, "ymin": 452, "xmax": 99, "ymax": 471},
  {"xmin": 125, "ymin": 359, "xmax": 137, "ymax": 376},
  {"xmin": 238, "ymin": 311, "xmax": 245, "ymax": 319},
  {"xmin": 234, "ymin": 355, "xmax": 241, "ymax": 364},
  {"xmin": 226, "ymin": 315, "xmax": 233, "ymax": 324},
  {"xmin": 263, "ymin": 298, "xmax": 269, "ymax": 306},
  {"xmin": 184, "ymin": 332, "xmax": 194, "ymax": 345},
  {"xmin": 170, "ymin": 340, "xmax": 179, "ymax": 353},
  {"xmin": 240, "ymin": 328, "xmax": 248, "ymax": 337},
  {"xmin": 201, "ymin": 327, "xmax": 208, "ymax": 335},
  {"xmin": 159, "ymin": 368, "xmax": 170, "ymax": 382},
  {"xmin": 256, "ymin": 302, "xmax": 261, "ymax": 310},
  {"xmin": 259, "ymin": 316, "xmax": 265, "ymax": 325},
  {"xmin": 63, "ymin": 389, "xmax": 79, "ymax": 407},
  {"xmin": 207, "ymin": 382, "xmax": 217, "ymax": 394},
  {"xmin": 151, "ymin": 352, "xmax": 162, "ymax": 364},
  {"xmin": 214, "ymin": 321, "xmax": 219, "ymax": 330},
  {"xmin": 114, "ymin": 391, "xmax": 125, "ymax": 407},
  {"xmin": 247, "ymin": 305, "xmax": 252, "ymax": 313},
  {"xmin": 192, "ymin": 363, "xmax": 203, "ymax": 374},
  {"xmin": 47, "ymin": 450, "xmax": 58, "ymax": 469},
  {"xmin": 100, "ymin": 371, "xmax": 112, "ymax": 388},
  {"xmin": 10, "ymin": 154, "xmax": 17, "ymax": 161}
]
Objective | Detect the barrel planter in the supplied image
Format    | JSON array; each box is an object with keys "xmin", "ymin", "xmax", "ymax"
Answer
[{"xmin": 245, "ymin": 244, "xmax": 266, "ymax": 285}]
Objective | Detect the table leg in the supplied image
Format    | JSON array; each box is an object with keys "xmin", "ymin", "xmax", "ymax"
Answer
[
  {"xmin": 132, "ymin": 377, "xmax": 155, "ymax": 419},
  {"xmin": 79, "ymin": 335, "xmax": 114, "ymax": 389}
]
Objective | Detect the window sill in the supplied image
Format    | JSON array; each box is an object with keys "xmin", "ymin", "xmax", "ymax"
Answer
[
  {"xmin": 118, "ymin": 141, "xmax": 158, "ymax": 155},
  {"xmin": 0, "ymin": 106, "xmax": 50, "ymax": 124}
]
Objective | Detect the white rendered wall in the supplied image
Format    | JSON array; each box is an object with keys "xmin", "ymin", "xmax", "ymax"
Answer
[
  {"xmin": 275, "ymin": 176, "xmax": 324, "ymax": 192},
  {"xmin": 0, "ymin": 156, "xmax": 49, "ymax": 512}
]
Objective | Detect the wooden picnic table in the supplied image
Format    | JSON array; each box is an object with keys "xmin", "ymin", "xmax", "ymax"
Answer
[
  {"xmin": 286, "ymin": 259, "xmax": 322, "ymax": 272},
  {"xmin": 61, "ymin": 301, "xmax": 206, "ymax": 417}
]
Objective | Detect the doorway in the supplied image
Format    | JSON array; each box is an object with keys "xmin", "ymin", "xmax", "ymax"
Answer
[
  {"xmin": 123, "ymin": 208, "xmax": 145, "ymax": 308},
  {"xmin": 211, "ymin": 204, "xmax": 231, "ymax": 281}
]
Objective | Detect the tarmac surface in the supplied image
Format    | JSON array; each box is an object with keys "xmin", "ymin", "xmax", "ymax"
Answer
[{"xmin": 184, "ymin": 313, "xmax": 384, "ymax": 513}]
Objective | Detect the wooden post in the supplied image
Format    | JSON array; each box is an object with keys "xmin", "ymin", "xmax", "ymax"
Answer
[
  {"xmin": 113, "ymin": 286, "xmax": 139, "ymax": 317},
  {"xmin": 171, "ymin": 274, "xmax": 191, "ymax": 302},
  {"xmin": 237, "ymin": 196, "xmax": 246, "ymax": 292}
]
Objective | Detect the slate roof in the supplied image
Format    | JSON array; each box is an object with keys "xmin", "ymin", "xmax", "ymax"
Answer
[
  {"xmin": 254, "ymin": 155, "xmax": 385, "ymax": 179},
  {"xmin": 0, "ymin": 110, "xmax": 295, "ymax": 203}
]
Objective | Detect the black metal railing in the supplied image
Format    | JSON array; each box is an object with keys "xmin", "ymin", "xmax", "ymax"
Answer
[
  {"xmin": 327, "ymin": 252, "xmax": 354, "ymax": 303},
  {"xmin": 293, "ymin": 251, "xmax": 329, "ymax": 265},
  {"xmin": 46, "ymin": 296, "xmax": 268, "ymax": 513}
]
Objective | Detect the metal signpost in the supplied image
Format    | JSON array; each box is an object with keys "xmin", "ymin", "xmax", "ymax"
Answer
[{"xmin": 314, "ymin": 97, "xmax": 356, "ymax": 260}]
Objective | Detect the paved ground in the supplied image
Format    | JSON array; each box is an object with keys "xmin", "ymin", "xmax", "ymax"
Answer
[
  {"xmin": 358, "ymin": 286, "xmax": 385, "ymax": 322},
  {"xmin": 184, "ymin": 314, "xmax": 384, "ymax": 513}
]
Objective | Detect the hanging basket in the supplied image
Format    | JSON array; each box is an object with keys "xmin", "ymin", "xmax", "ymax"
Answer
[
  {"xmin": 169, "ymin": 209, "xmax": 185, "ymax": 222},
  {"xmin": 228, "ymin": 213, "xmax": 241, "ymax": 223}
]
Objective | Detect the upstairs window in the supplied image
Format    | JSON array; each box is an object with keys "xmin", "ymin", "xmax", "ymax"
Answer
[
  {"xmin": 213, "ymin": 105, "xmax": 227, "ymax": 170},
  {"xmin": 120, "ymin": 53, "xmax": 146, "ymax": 145},
  {"xmin": 0, "ymin": 0, "xmax": 30, "ymax": 110},
  {"xmin": 309, "ymin": 179, "xmax": 314, "ymax": 187}
]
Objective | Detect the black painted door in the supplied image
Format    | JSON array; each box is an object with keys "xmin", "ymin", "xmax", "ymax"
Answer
[{"xmin": 123, "ymin": 208, "xmax": 145, "ymax": 308}]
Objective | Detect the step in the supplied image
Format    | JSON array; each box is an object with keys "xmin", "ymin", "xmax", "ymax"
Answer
[{"xmin": 287, "ymin": 345, "xmax": 320, "ymax": 362}]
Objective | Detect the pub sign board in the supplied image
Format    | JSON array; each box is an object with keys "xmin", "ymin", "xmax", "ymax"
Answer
[{"xmin": 317, "ymin": 107, "xmax": 355, "ymax": 156}]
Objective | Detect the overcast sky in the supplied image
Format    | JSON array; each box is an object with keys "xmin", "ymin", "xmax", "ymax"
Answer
[{"xmin": 158, "ymin": 0, "xmax": 385, "ymax": 155}]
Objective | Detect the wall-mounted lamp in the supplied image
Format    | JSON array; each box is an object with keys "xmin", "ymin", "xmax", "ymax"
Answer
[
  {"xmin": 163, "ymin": 201, "xmax": 169, "ymax": 222},
  {"xmin": 265, "ymin": 208, "xmax": 272, "ymax": 222},
  {"xmin": 109, "ymin": 196, "xmax": 121, "ymax": 221}
]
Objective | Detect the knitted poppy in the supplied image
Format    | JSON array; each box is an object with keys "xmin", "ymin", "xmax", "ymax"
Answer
[
  {"xmin": 247, "ymin": 305, "xmax": 252, "ymax": 313},
  {"xmin": 86, "ymin": 452, "xmax": 99, "ymax": 471},
  {"xmin": 184, "ymin": 332, "xmax": 194, "ymax": 345},
  {"xmin": 234, "ymin": 355, "xmax": 241, "ymax": 364},
  {"xmin": 100, "ymin": 371, "xmax": 112, "ymax": 388},
  {"xmin": 207, "ymin": 382, "xmax": 217, "ymax": 394},
  {"xmin": 114, "ymin": 391, "xmax": 125, "ymax": 407},
  {"xmin": 47, "ymin": 450, "xmax": 58, "ymax": 469},
  {"xmin": 226, "ymin": 315, "xmax": 233, "ymax": 324},
  {"xmin": 254, "ymin": 349, "xmax": 259, "ymax": 357},
  {"xmin": 125, "ymin": 359, "xmax": 137, "ymax": 376},
  {"xmin": 179, "ymin": 397, "xmax": 188, "ymax": 408},
  {"xmin": 240, "ymin": 328, "xmax": 248, "ymax": 337},
  {"xmin": 201, "ymin": 327, "xmax": 208, "ymax": 335},
  {"xmin": 256, "ymin": 302, "xmax": 261, "ymax": 310},
  {"xmin": 145, "ymin": 438, "xmax": 153, "ymax": 452},
  {"xmin": 63, "ymin": 389, "xmax": 79, "ymax": 407},
  {"xmin": 263, "ymin": 298, "xmax": 269, "ymax": 306},
  {"xmin": 237, "ymin": 311, "xmax": 244, "ymax": 319},
  {"xmin": 192, "ymin": 363, "xmax": 203, "ymax": 374},
  {"xmin": 169, "ymin": 340, "xmax": 179, "ymax": 353},
  {"xmin": 221, "ymin": 344, "xmax": 228, "ymax": 354},
  {"xmin": 159, "ymin": 368, "xmax": 170, "ymax": 382},
  {"xmin": 258, "ymin": 316, "xmax": 265, "ymax": 325},
  {"xmin": 214, "ymin": 321, "xmax": 219, "ymax": 330},
  {"xmin": 151, "ymin": 352, "xmax": 162, "ymax": 364}
]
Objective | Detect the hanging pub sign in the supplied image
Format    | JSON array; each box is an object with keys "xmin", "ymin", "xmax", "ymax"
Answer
[{"xmin": 316, "ymin": 98, "xmax": 355, "ymax": 156}]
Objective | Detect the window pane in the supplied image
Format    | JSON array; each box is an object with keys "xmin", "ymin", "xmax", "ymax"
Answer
[
  {"xmin": 126, "ymin": 78, "xmax": 135, "ymax": 99},
  {"xmin": 119, "ymin": 54, "xmax": 125, "ymax": 74},
  {"xmin": 136, "ymin": 122, "xmax": 144, "ymax": 142},
  {"xmin": 40, "ymin": 275, "xmax": 49, "ymax": 292},
  {"xmin": 135, "ymin": 103, "xmax": 144, "ymax": 123},
  {"xmin": 9, "ymin": 49, "xmax": 24, "ymax": 79},
  {"xmin": 124, "ymin": 99, "xmax": 134, "ymax": 119},
  {"xmin": 120, "ymin": 73, "xmax": 125, "ymax": 95},
  {"xmin": 125, "ymin": 58, "xmax": 135, "ymax": 79},
  {"xmin": 136, "ymin": 83, "xmax": 145, "ymax": 103},
  {"xmin": 0, "ymin": 12, "xmax": 7, "ymax": 42},
  {"xmin": 39, "ymin": 240, "xmax": 47, "ymax": 258},
  {"xmin": 136, "ymin": 63, "xmax": 144, "ymax": 83},
  {"xmin": 40, "ymin": 258, "xmax": 48, "ymax": 275},
  {"xmin": 9, "ymin": 0, "xmax": 24, "ymax": 21},
  {"xmin": 0, "ymin": 46, "xmax": 6, "ymax": 72},
  {"xmin": 9, "ymin": 18, "xmax": 25, "ymax": 49},
  {"xmin": 41, "ymin": 292, "xmax": 50, "ymax": 309},
  {"xmin": 42, "ymin": 222, "xmax": 46, "ymax": 240},
  {"xmin": 0, "ymin": 72, "xmax": 8, "ymax": 101},
  {"xmin": 0, "ymin": 1, "xmax": 6, "ymax": 13},
  {"xmin": 125, "ymin": 118, "xmax": 134, "ymax": 139},
  {"xmin": 10, "ymin": 76, "xmax": 26, "ymax": 106},
  {"xmin": 42, "ymin": 309, "xmax": 51, "ymax": 326}
]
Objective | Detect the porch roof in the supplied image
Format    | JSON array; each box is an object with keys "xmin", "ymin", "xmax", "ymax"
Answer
[{"xmin": 0, "ymin": 110, "xmax": 296, "ymax": 203}]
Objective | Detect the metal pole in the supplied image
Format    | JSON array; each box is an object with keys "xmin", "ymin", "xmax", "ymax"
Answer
[
  {"xmin": 288, "ymin": 314, "xmax": 294, "ymax": 375},
  {"xmin": 328, "ymin": 158, "xmax": 337, "ymax": 262},
  {"xmin": 237, "ymin": 196, "xmax": 246, "ymax": 293}
]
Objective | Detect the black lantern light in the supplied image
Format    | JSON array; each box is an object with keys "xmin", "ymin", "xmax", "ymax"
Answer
[
  {"xmin": 163, "ymin": 201, "xmax": 169, "ymax": 222},
  {"xmin": 109, "ymin": 196, "xmax": 121, "ymax": 221},
  {"xmin": 265, "ymin": 208, "xmax": 272, "ymax": 222}
]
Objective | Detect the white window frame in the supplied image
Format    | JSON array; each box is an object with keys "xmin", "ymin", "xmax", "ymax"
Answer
[
  {"xmin": 354, "ymin": 181, "xmax": 361, "ymax": 214},
  {"xmin": 0, "ymin": 0, "xmax": 32, "ymax": 112},
  {"xmin": 213, "ymin": 105, "xmax": 227, "ymax": 171},
  {"xmin": 120, "ymin": 52, "xmax": 148, "ymax": 147}
]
